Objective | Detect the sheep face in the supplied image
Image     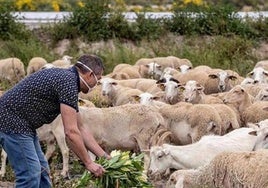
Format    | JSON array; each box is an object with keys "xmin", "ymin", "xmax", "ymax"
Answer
[
  {"xmin": 182, "ymin": 80, "xmax": 203, "ymax": 104},
  {"xmin": 163, "ymin": 81, "xmax": 182, "ymax": 104},
  {"xmin": 148, "ymin": 146, "xmax": 173, "ymax": 177},
  {"xmin": 247, "ymin": 67, "xmax": 268, "ymax": 84},
  {"xmin": 145, "ymin": 62, "xmax": 162, "ymax": 79},
  {"xmin": 179, "ymin": 65, "xmax": 191, "ymax": 74},
  {"xmin": 255, "ymin": 88, "xmax": 268, "ymax": 101},
  {"xmin": 223, "ymin": 85, "xmax": 246, "ymax": 104},
  {"xmin": 99, "ymin": 78, "xmax": 117, "ymax": 96},
  {"xmin": 135, "ymin": 92, "xmax": 159, "ymax": 105},
  {"xmin": 252, "ymin": 120, "xmax": 268, "ymax": 151},
  {"xmin": 209, "ymin": 71, "xmax": 236, "ymax": 92},
  {"xmin": 240, "ymin": 77, "xmax": 254, "ymax": 85}
]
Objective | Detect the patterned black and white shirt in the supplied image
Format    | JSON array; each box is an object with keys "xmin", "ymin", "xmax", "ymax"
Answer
[{"xmin": 0, "ymin": 66, "xmax": 80, "ymax": 135}]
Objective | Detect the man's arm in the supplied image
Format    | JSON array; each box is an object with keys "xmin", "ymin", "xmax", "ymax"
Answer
[
  {"xmin": 77, "ymin": 112, "xmax": 110, "ymax": 159},
  {"xmin": 60, "ymin": 103, "xmax": 105, "ymax": 176}
]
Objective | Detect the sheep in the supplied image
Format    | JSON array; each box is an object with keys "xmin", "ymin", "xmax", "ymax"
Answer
[
  {"xmin": 110, "ymin": 64, "xmax": 141, "ymax": 79},
  {"xmin": 191, "ymin": 65, "xmax": 212, "ymax": 73},
  {"xmin": 78, "ymin": 84, "xmax": 111, "ymax": 107},
  {"xmin": 254, "ymin": 86, "xmax": 268, "ymax": 101},
  {"xmin": 241, "ymin": 83, "xmax": 268, "ymax": 98},
  {"xmin": 181, "ymin": 80, "xmax": 224, "ymax": 104},
  {"xmin": 247, "ymin": 66, "xmax": 268, "ymax": 84},
  {"xmin": 148, "ymin": 127, "xmax": 258, "ymax": 179},
  {"xmin": 159, "ymin": 102, "xmax": 222, "ymax": 145},
  {"xmin": 119, "ymin": 78, "xmax": 157, "ymax": 92},
  {"xmin": 132, "ymin": 92, "xmax": 168, "ymax": 109},
  {"xmin": 223, "ymin": 85, "xmax": 268, "ymax": 126},
  {"xmin": 240, "ymin": 77, "xmax": 255, "ymax": 85},
  {"xmin": 51, "ymin": 55, "xmax": 73, "ymax": 68},
  {"xmin": 254, "ymin": 59, "xmax": 268, "ymax": 70},
  {"xmin": 134, "ymin": 56, "xmax": 192, "ymax": 70},
  {"xmin": 100, "ymin": 77, "xmax": 143, "ymax": 106},
  {"xmin": 0, "ymin": 57, "xmax": 25, "ymax": 84},
  {"xmin": 158, "ymin": 80, "xmax": 183, "ymax": 104},
  {"xmin": 166, "ymin": 149, "xmax": 268, "ymax": 188},
  {"xmin": 78, "ymin": 98, "xmax": 96, "ymax": 107},
  {"xmin": 78, "ymin": 104, "xmax": 166, "ymax": 172},
  {"xmin": 26, "ymin": 57, "xmax": 48, "ymax": 76},
  {"xmin": 112, "ymin": 63, "xmax": 162, "ymax": 80},
  {"xmin": 205, "ymin": 69, "xmax": 238, "ymax": 93},
  {"xmin": 178, "ymin": 64, "xmax": 192, "ymax": 74},
  {"xmin": 250, "ymin": 119, "xmax": 268, "ymax": 150}
]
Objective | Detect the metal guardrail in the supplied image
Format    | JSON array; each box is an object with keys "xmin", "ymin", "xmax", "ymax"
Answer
[{"xmin": 12, "ymin": 11, "xmax": 268, "ymax": 29}]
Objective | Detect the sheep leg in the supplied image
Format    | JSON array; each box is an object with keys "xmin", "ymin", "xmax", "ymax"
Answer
[
  {"xmin": 44, "ymin": 139, "xmax": 56, "ymax": 160},
  {"xmin": 0, "ymin": 149, "xmax": 7, "ymax": 177},
  {"xmin": 53, "ymin": 131, "xmax": 69, "ymax": 178}
]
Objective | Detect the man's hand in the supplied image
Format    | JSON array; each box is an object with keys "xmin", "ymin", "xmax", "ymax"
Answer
[{"xmin": 85, "ymin": 162, "xmax": 105, "ymax": 177}]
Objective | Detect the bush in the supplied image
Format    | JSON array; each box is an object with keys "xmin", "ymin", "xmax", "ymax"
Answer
[{"xmin": 0, "ymin": 1, "xmax": 31, "ymax": 40}]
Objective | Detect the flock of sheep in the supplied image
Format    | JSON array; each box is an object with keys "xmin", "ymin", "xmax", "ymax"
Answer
[{"xmin": 1, "ymin": 55, "xmax": 268, "ymax": 187}]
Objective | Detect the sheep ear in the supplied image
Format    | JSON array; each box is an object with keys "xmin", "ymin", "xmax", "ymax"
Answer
[
  {"xmin": 179, "ymin": 86, "xmax": 185, "ymax": 91},
  {"xmin": 157, "ymin": 83, "xmax": 165, "ymax": 91},
  {"xmin": 263, "ymin": 107, "xmax": 268, "ymax": 111},
  {"xmin": 247, "ymin": 71, "xmax": 253, "ymax": 77},
  {"xmin": 121, "ymin": 73, "xmax": 129, "ymax": 80},
  {"xmin": 248, "ymin": 131, "xmax": 257, "ymax": 136},
  {"xmin": 152, "ymin": 96, "xmax": 160, "ymax": 101},
  {"xmin": 263, "ymin": 71, "xmax": 268, "ymax": 76},
  {"xmin": 209, "ymin": 74, "xmax": 218, "ymax": 79},
  {"xmin": 111, "ymin": 74, "xmax": 117, "ymax": 79},
  {"xmin": 78, "ymin": 98, "xmax": 85, "ymax": 106},
  {"xmin": 163, "ymin": 148, "xmax": 170, "ymax": 155},
  {"xmin": 156, "ymin": 65, "xmax": 162, "ymax": 69},
  {"xmin": 132, "ymin": 95, "xmax": 140, "ymax": 102}
]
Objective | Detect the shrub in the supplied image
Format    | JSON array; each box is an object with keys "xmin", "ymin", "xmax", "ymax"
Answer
[{"xmin": 0, "ymin": 1, "xmax": 31, "ymax": 40}]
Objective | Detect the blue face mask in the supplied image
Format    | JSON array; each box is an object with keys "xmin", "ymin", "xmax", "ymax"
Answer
[{"xmin": 77, "ymin": 61, "xmax": 98, "ymax": 93}]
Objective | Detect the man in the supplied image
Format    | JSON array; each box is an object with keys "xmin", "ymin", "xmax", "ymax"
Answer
[{"xmin": 0, "ymin": 54, "xmax": 109, "ymax": 187}]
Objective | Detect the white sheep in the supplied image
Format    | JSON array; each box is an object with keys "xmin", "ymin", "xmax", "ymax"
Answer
[
  {"xmin": 132, "ymin": 92, "xmax": 168, "ymax": 109},
  {"xmin": 78, "ymin": 104, "xmax": 166, "ymax": 172},
  {"xmin": 51, "ymin": 55, "xmax": 73, "ymax": 68},
  {"xmin": 159, "ymin": 102, "xmax": 222, "ymax": 145},
  {"xmin": 148, "ymin": 127, "xmax": 258, "ymax": 178},
  {"xmin": 240, "ymin": 77, "xmax": 255, "ymax": 85},
  {"xmin": 247, "ymin": 66, "xmax": 268, "ymax": 84},
  {"xmin": 223, "ymin": 85, "xmax": 268, "ymax": 126},
  {"xmin": 100, "ymin": 77, "xmax": 143, "ymax": 106},
  {"xmin": 254, "ymin": 86, "xmax": 268, "ymax": 101},
  {"xmin": 181, "ymin": 80, "xmax": 223, "ymax": 104},
  {"xmin": 254, "ymin": 59, "xmax": 268, "ymax": 70},
  {"xmin": 135, "ymin": 56, "xmax": 192, "ymax": 70},
  {"xmin": 205, "ymin": 69, "xmax": 238, "ymax": 93},
  {"xmin": 0, "ymin": 57, "xmax": 25, "ymax": 84},
  {"xmin": 167, "ymin": 149, "xmax": 268, "ymax": 188},
  {"xmin": 112, "ymin": 63, "xmax": 162, "ymax": 80},
  {"xmin": 110, "ymin": 64, "xmax": 141, "ymax": 79},
  {"xmin": 26, "ymin": 57, "xmax": 48, "ymax": 76},
  {"xmin": 250, "ymin": 119, "xmax": 268, "ymax": 150}
]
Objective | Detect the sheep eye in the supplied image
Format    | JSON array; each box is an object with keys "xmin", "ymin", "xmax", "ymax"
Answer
[{"xmin": 157, "ymin": 154, "xmax": 163, "ymax": 159}]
